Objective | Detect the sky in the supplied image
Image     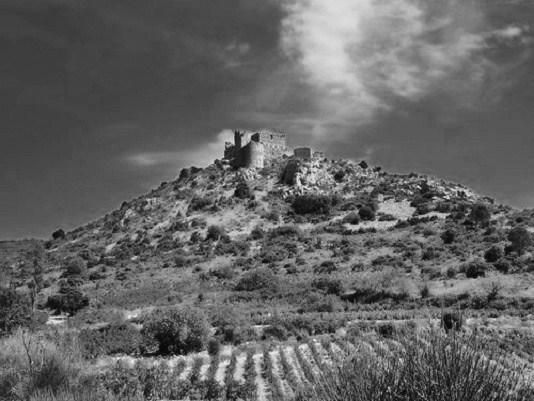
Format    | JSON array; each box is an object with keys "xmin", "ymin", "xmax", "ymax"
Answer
[{"xmin": 1, "ymin": 0, "xmax": 533, "ymax": 239}]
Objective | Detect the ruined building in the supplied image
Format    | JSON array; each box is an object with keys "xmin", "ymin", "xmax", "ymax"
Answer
[{"xmin": 224, "ymin": 129, "xmax": 288, "ymax": 168}]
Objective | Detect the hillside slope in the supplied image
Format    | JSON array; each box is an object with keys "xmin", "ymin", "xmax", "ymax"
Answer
[{"xmin": 3, "ymin": 154, "xmax": 531, "ymax": 328}]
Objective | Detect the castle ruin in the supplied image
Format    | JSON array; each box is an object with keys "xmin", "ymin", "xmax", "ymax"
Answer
[
  {"xmin": 223, "ymin": 129, "xmax": 324, "ymax": 168},
  {"xmin": 224, "ymin": 129, "xmax": 288, "ymax": 168}
]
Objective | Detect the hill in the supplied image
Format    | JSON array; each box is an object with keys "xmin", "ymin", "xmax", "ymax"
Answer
[{"xmin": 2, "ymin": 150, "xmax": 534, "ymax": 400}]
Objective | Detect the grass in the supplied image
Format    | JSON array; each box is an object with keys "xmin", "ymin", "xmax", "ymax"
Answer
[{"xmin": 297, "ymin": 329, "xmax": 534, "ymax": 401}]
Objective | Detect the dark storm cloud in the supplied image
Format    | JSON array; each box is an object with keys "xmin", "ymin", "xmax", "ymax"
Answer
[
  {"xmin": 0, "ymin": 0, "xmax": 283, "ymax": 238},
  {"xmin": 1, "ymin": 0, "xmax": 533, "ymax": 239}
]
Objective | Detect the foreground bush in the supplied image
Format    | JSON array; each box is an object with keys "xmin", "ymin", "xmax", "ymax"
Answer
[
  {"xmin": 0, "ymin": 329, "xmax": 82, "ymax": 400},
  {"xmin": 141, "ymin": 307, "xmax": 210, "ymax": 355},
  {"xmin": 298, "ymin": 330, "xmax": 533, "ymax": 401}
]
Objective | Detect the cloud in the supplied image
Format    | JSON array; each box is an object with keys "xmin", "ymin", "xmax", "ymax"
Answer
[
  {"xmin": 280, "ymin": 0, "xmax": 531, "ymax": 135},
  {"xmin": 125, "ymin": 129, "xmax": 234, "ymax": 170}
]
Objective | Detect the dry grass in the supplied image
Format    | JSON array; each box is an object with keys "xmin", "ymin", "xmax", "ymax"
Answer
[{"xmin": 297, "ymin": 329, "xmax": 534, "ymax": 401}]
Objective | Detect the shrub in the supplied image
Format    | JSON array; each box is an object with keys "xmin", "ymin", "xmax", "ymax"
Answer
[
  {"xmin": 141, "ymin": 307, "xmax": 210, "ymax": 355},
  {"xmin": 206, "ymin": 225, "xmax": 228, "ymax": 242},
  {"xmin": 314, "ymin": 261, "xmax": 337, "ymax": 274},
  {"xmin": 63, "ymin": 256, "xmax": 86, "ymax": 277},
  {"xmin": 262, "ymin": 324, "xmax": 289, "ymax": 341},
  {"xmin": 211, "ymin": 306, "xmax": 254, "ymax": 345},
  {"xmin": 342, "ymin": 212, "xmax": 360, "ymax": 225},
  {"xmin": 268, "ymin": 225, "xmax": 304, "ymax": 240},
  {"xmin": 508, "ymin": 226, "xmax": 532, "ymax": 255},
  {"xmin": 358, "ymin": 206, "xmax": 375, "ymax": 221},
  {"xmin": 207, "ymin": 339, "xmax": 220, "ymax": 356},
  {"xmin": 445, "ymin": 267, "xmax": 456, "ymax": 278},
  {"xmin": 234, "ymin": 182, "xmax": 252, "ymax": 199},
  {"xmin": 0, "ymin": 330, "xmax": 81, "ymax": 399},
  {"xmin": 494, "ymin": 259, "xmax": 511, "ymax": 273},
  {"xmin": 333, "ymin": 170, "xmax": 346, "ymax": 182},
  {"xmin": 292, "ymin": 195, "xmax": 332, "ymax": 215},
  {"xmin": 441, "ymin": 311, "xmax": 463, "ymax": 331},
  {"xmin": 51, "ymin": 229, "xmax": 66, "ymax": 240},
  {"xmin": 235, "ymin": 268, "xmax": 278, "ymax": 292},
  {"xmin": 189, "ymin": 197, "xmax": 212, "ymax": 211},
  {"xmin": 297, "ymin": 329, "xmax": 533, "ymax": 401},
  {"xmin": 46, "ymin": 287, "xmax": 89, "ymax": 315},
  {"xmin": 250, "ymin": 226, "xmax": 265, "ymax": 240},
  {"xmin": 0, "ymin": 288, "xmax": 33, "ymax": 336},
  {"xmin": 462, "ymin": 260, "xmax": 488, "ymax": 279},
  {"xmin": 440, "ymin": 229, "xmax": 456, "ymax": 244},
  {"xmin": 301, "ymin": 293, "xmax": 344, "ymax": 313},
  {"xmin": 420, "ymin": 284, "xmax": 430, "ymax": 298},
  {"xmin": 79, "ymin": 322, "xmax": 142, "ymax": 357},
  {"xmin": 484, "ymin": 246, "xmax": 503, "ymax": 263},
  {"xmin": 469, "ymin": 204, "xmax": 491, "ymax": 226},
  {"xmin": 312, "ymin": 278, "xmax": 344, "ymax": 295}
]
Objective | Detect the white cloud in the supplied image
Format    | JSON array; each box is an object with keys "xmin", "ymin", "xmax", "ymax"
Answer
[
  {"xmin": 280, "ymin": 0, "xmax": 530, "ymax": 135},
  {"xmin": 125, "ymin": 129, "xmax": 234, "ymax": 169}
]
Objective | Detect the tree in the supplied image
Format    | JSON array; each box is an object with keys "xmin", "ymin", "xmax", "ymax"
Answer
[
  {"xmin": 469, "ymin": 204, "xmax": 491, "ymax": 226},
  {"xmin": 52, "ymin": 229, "xmax": 66, "ymax": 240},
  {"xmin": 508, "ymin": 226, "xmax": 532, "ymax": 255},
  {"xmin": 142, "ymin": 307, "xmax": 210, "ymax": 355},
  {"xmin": 0, "ymin": 288, "xmax": 33, "ymax": 336}
]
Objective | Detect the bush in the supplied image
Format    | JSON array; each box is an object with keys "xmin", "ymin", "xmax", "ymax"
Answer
[
  {"xmin": 0, "ymin": 330, "xmax": 81, "ymax": 400},
  {"xmin": 63, "ymin": 256, "xmax": 86, "ymax": 277},
  {"xmin": 440, "ymin": 229, "xmax": 456, "ymax": 244},
  {"xmin": 333, "ymin": 170, "xmax": 345, "ymax": 182},
  {"xmin": 141, "ymin": 307, "xmax": 210, "ymax": 355},
  {"xmin": 484, "ymin": 246, "xmax": 503, "ymax": 263},
  {"xmin": 469, "ymin": 204, "xmax": 491, "ymax": 226},
  {"xmin": 0, "ymin": 288, "xmax": 33, "ymax": 336},
  {"xmin": 234, "ymin": 182, "xmax": 252, "ymax": 199},
  {"xmin": 358, "ymin": 206, "xmax": 375, "ymax": 221},
  {"xmin": 462, "ymin": 260, "xmax": 488, "ymax": 279},
  {"xmin": 79, "ymin": 322, "xmax": 143, "ymax": 357},
  {"xmin": 206, "ymin": 225, "xmax": 228, "ymax": 242},
  {"xmin": 494, "ymin": 259, "xmax": 511, "ymax": 273},
  {"xmin": 312, "ymin": 278, "xmax": 343, "ymax": 295},
  {"xmin": 441, "ymin": 311, "xmax": 463, "ymax": 331},
  {"xmin": 297, "ymin": 329, "xmax": 533, "ymax": 401},
  {"xmin": 211, "ymin": 306, "xmax": 255, "ymax": 345},
  {"xmin": 342, "ymin": 212, "xmax": 360, "ymax": 225},
  {"xmin": 250, "ymin": 226, "xmax": 265, "ymax": 240},
  {"xmin": 52, "ymin": 229, "xmax": 66, "ymax": 240},
  {"xmin": 292, "ymin": 195, "xmax": 332, "ymax": 215},
  {"xmin": 314, "ymin": 261, "xmax": 337, "ymax": 274},
  {"xmin": 46, "ymin": 287, "xmax": 89, "ymax": 315},
  {"xmin": 189, "ymin": 197, "xmax": 212, "ymax": 211},
  {"xmin": 235, "ymin": 268, "xmax": 278, "ymax": 292},
  {"xmin": 508, "ymin": 226, "xmax": 532, "ymax": 255},
  {"xmin": 207, "ymin": 339, "xmax": 220, "ymax": 356}
]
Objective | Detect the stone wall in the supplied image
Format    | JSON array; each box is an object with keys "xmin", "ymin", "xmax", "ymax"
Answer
[
  {"xmin": 294, "ymin": 147, "xmax": 312, "ymax": 159},
  {"xmin": 225, "ymin": 128, "xmax": 288, "ymax": 168}
]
